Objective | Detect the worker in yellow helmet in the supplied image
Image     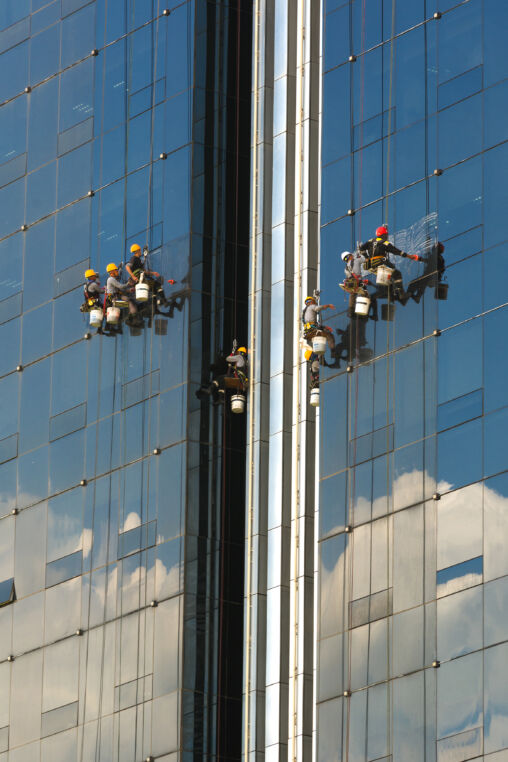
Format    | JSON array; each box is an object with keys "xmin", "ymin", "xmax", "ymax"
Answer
[
  {"xmin": 105, "ymin": 262, "xmax": 142, "ymax": 327},
  {"xmin": 302, "ymin": 294, "xmax": 336, "ymax": 354},
  {"xmin": 196, "ymin": 344, "xmax": 249, "ymax": 402},
  {"xmin": 125, "ymin": 243, "xmax": 169, "ymax": 306},
  {"xmin": 80, "ymin": 267, "xmax": 104, "ymax": 317}
]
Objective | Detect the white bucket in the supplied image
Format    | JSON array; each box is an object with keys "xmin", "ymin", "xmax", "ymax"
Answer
[
  {"xmin": 376, "ymin": 265, "xmax": 392, "ymax": 286},
  {"xmin": 310, "ymin": 388, "xmax": 320, "ymax": 407},
  {"xmin": 231, "ymin": 394, "xmax": 246, "ymax": 414},
  {"xmin": 89, "ymin": 308, "xmax": 103, "ymax": 327},
  {"xmin": 355, "ymin": 294, "xmax": 371, "ymax": 317},
  {"xmin": 135, "ymin": 282, "xmax": 150, "ymax": 302},
  {"xmin": 312, "ymin": 335, "xmax": 327, "ymax": 355},
  {"xmin": 106, "ymin": 306, "xmax": 121, "ymax": 324}
]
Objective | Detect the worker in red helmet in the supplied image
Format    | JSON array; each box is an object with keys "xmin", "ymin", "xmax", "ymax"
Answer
[{"xmin": 358, "ymin": 225, "xmax": 419, "ymax": 302}]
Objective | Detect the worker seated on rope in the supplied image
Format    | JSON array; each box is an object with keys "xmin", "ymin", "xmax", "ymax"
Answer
[
  {"xmin": 80, "ymin": 268, "xmax": 104, "ymax": 313},
  {"xmin": 196, "ymin": 346, "xmax": 249, "ymax": 402},
  {"xmin": 302, "ymin": 295, "xmax": 336, "ymax": 351},
  {"xmin": 125, "ymin": 243, "xmax": 169, "ymax": 306},
  {"xmin": 105, "ymin": 262, "xmax": 142, "ymax": 326},
  {"xmin": 339, "ymin": 251, "xmax": 371, "ymax": 318},
  {"xmin": 358, "ymin": 225, "xmax": 419, "ymax": 301},
  {"xmin": 303, "ymin": 344, "xmax": 320, "ymax": 390}
]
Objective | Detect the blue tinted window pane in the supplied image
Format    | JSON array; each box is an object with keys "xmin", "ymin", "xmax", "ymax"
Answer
[
  {"xmin": 22, "ymin": 303, "xmax": 52, "ymax": 364},
  {"xmin": 26, "ymin": 162, "xmax": 57, "ymax": 224},
  {"xmin": 442, "ymin": 227, "xmax": 482, "ymax": 267},
  {"xmin": 55, "ymin": 199, "xmax": 91, "ymax": 272},
  {"xmin": 17, "ymin": 446, "xmax": 48, "ymax": 508},
  {"xmin": 438, "ymin": 418, "xmax": 482, "ymax": 491},
  {"xmin": 484, "ymin": 143, "xmax": 508, "ymax": 250},
  {"xmin": 30, "ymin": 24, "xmax": 60, "ymax": 85},
  {"xmin": 484, "ymin": 643, "xmax": 508, "ymax": 753},
  {"xmin": 438, "ymin": 319, "xmax": 482, "ymax": 405},
  {"xmin": 49, "ymin": 429, "xmax": 85, "ymax": 493},
  {"xmin": 484, "ymin": 307, "xmax": 508, "ymax": 414},
  {"xmin": 50, "ymin": 404, "xmax": 86, "ymax": 441},
  {"xmin": 0, "ymin": 374, "xmax": 18, "ymax": 438},
  {"xmin": 47, "ymin": 488, "xmax": 83, "ymax": 562},
  {"xmin": 437, "ymin": 651, "xmax": 483, "ymax": 739},
  {"xmin": 0, "ymin": 578, "xmax": 15, "ymax": 607},
  {"xmin": 438, "ymin": 66, "xmax": 482, "ymax": 110},
  {"xmin": 19, "ymin": 358, "xmax": 50, "ymax": 452},
  {"xmin": 60, "ymin": 60, "xmax": 93, "ymax": 132},
  {"xmin": 0, "ymin": 97, "xmax": 27, "ymax": 164},
  {"xmin": 0, "ymin": 177, "xmax": 24, "ymax": 239},
  {"xmin": 438, "ymin": 157, "xmax": 482, "ymax": 240},
  {"xmin": 438, "ymin": 254, "xmax": 482, "ymax": 327},
  {"xmin": 0, "ymin": 434, "xmax": 17, "ymax": 465},
  {"xmin": 438, "ymin": 94, "xmax": 482, "ymax": 168},
  {"xmin": 61, "ymin": 4, "xmax": 95, "ymax": 68},
  {"xmin": 438, "ymin": 389, "xmax": 483, "ymax": 432},
  {"xmin": 392, "ymin": 28, "xmax": 425, "ymax": 129},
  {"xmin": 438, "ymin": 0, "xmax": 482, "ymax": 84},
  {"xmin": 437, "ymin": 556, "xmax": 483, "ymax": 598},
  {"xmin": 24, "ymin": 217, "xmax": 55, "ymax": 311},
  {"xmin": 45, "ymin": 550, "xmax": 82, "ymax": 587},
  {"xmin": 484, "ymin": 407, "xmax": 508, "ymax": 479},
  {"xmin": 322, "ymin": 67, "xmax": 350, "ymax": 165},
  {"xmin": 323, "ymin": 7, "xmax": 349, "ymax": 70},
  {"xmin": 57, "ymin": 143, "xmax": 92, "ymax": 207},
  {"xmin": 0, "ymin": 41, "xmax": 28, "ymax": 101},
  {"xmin": 484, "ymin": 2, "xmax": 508, "ymax": 86},
  {"xmin": 28, "ymin": 78, "xmax": 58, "ymax": 171},
  {"xmin": 0, "ymin": 234, "xmax": 23, "ymax": 299},
  {"xmin": 0, "ymin": 1, "xmax": 29, "ymax": 31},
  {"xmin": 319, "ymin": 471, "xmax": 347, "ymax": 540}
]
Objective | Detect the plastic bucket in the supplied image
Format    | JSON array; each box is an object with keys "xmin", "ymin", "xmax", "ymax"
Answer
[
  {"xmin": 376, "ymin": 265, "xmax": 392, "ymax": 286},
  {"xmin": 310, "ymin": 388, "xmax": 320, "ymax": 407},
  {"xmin": 135, "ymin": 283, "xmax": 150, "ymax": 302},
  {"xmin": 106, "ymin": 306, "xmax": 121, "ymax": 324},
  {"xmin": 89, "ymin": 308, "xmax": 103, "ymax": 327},
  {"xmin": 114, "ymin": 299, "xmax": 129, "ymax": 308},
  {"xmin": 312, "ymin": 335, "xmax": 327, "ymax": 355},
  {"xmin": 355, "ymin": 295, "xmax": 371, "ymax": 317},
  {"xmin": 231, "ymin": 394, "xmax": 246, "ymax": 414}
]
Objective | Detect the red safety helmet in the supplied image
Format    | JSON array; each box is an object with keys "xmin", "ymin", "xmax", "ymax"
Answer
[{"xmin": 376, "ymin": 225, "xmax": 388, "ymax": 237}]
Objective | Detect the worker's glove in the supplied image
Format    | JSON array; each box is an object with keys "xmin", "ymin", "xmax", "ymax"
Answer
[
  {"xmin": 167, "ymin": 279, "xmax": 176, "ymax": 284},
  {"xmin": 408, "ymin": 254, "xmax": 419, "ymax": 261}
]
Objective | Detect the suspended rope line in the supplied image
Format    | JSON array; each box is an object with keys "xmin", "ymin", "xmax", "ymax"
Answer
[{"xmin": 384, "ymin": 0, "xmax": 397, "ymax": 223}]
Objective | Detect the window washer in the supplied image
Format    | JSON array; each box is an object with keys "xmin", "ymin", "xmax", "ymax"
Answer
[
  {"xmin": 196, "ymin": 346, "xmax": 249, "ymax": 402},
  {"xmin": 105, "ymin": 262, "xmax": 142, "ymax": 326},
  {"xmin": 358, "ymin": 225, "xmax": 419, "ymax": 302},
  {"xmin": 125, "ymin": 243, "xmax": 169, "ymax": 306},
  {"xmin": 302, "ymin": 295, "xmax": 336, "ymax": 352},
  {"xmin": 81, "ymin": 269, "xmax": 104, "ymax": 311},
  {"xmin": 339, "ymin": 251, "xmax": 371, "ymax": 318}
]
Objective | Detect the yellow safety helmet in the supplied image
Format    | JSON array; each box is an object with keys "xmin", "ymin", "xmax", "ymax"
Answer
[
  {"xmin": 85, "ymin": 268, "xmax": 97, "ymax": 279},
  {"xmin": 305, "ymin": 295, "xmax": 316, "ymax": 303},
  {"xmin": 130, "ymin": 243, "xmax": 141, "ymax": 254},
  {"xmin": 106, "ymin": 262, "xmax": 118, "ymax": 273},
  {"xmin": 238, "ymin": 347, "xmax": 247, "ymax": 354},
  {"xmin": 304, "ymin": 349, "xmax": 312, "ymax": 362}
]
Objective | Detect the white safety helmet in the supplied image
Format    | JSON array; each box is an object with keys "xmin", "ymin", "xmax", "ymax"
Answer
[{"xmin": 341, "ymin": 251, "xmax": 352, "ymax": 261}]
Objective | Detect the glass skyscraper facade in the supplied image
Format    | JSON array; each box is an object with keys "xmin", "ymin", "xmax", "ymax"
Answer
[
  {"xmin": 318, "ymin": 1, "xmax": 508, "ymax": 760},
  {"xmin": 2, "ymin": 0, "xmax": 508, "ymax": 760},
  {"xmin": 0, "ymin": 1, "xmax": 251, "ymax": 760}
]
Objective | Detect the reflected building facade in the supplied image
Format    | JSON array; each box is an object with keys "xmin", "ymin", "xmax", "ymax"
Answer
[
  {"xmin": 317, "ymin": 0, "xmax": 508, "ymax": 760},
  {"xmin": 0, "ymin": 1, "xmax": 251, "ymax": 761}
]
